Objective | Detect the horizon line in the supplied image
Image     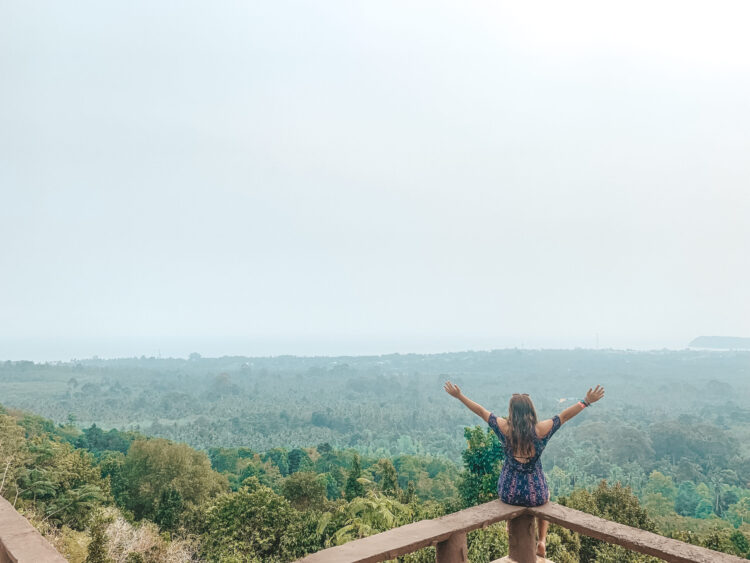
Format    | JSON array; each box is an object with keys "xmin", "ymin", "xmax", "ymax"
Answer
[{"xmin": 5, "ymin": 345, "xmax": 750, "ymax": 364}]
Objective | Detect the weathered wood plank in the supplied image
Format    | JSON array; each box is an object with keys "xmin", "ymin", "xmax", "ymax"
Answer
[
  {"xmin": 297, "ymin": 500, "xmax": 747, "ymax": 563},
  {"xmin": 296, "ymin": 501, "xmax": 525, "ymax": 563},
  {"xmin": 528, "ymin": 503, "xmax": 746, "ymax": 563},
  {"xmin": 507, "ymin": 513, "xmax": 537, "ymax": 563},
  {"xmin": 436, "ymin": 531, "xmax": 467, "ymax": 563}
]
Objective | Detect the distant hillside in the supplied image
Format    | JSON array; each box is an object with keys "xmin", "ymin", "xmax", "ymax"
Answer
[{"xmin": 689, "ymin": 335, "xmax": 750, "ymax": 349}]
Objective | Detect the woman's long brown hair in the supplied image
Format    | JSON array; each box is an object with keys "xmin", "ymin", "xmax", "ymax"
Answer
[{"xmin": 506, "ymin": 394, "xmax": 538, "ymax": 460}]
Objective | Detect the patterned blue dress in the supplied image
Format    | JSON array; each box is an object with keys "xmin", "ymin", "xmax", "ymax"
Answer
[{"xmin": 487, "ymin": 413, "xmax": 561, "ymax": 507}]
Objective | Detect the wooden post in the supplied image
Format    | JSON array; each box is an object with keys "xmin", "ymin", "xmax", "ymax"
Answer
[
  {"xmin": 507, "ymin": 513, "xmax": 537, "ymax": 563},
  {"xmin": 436, "ymin": 531, "xmax": 468, "ymax": 563}
]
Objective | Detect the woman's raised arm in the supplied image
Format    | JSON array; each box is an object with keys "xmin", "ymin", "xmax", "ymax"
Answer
[
  {"xmin": 444, "ymin": 381, "xmax": 491, "ymax": 423},
  {"xmin": 559, "ymin": 385, "xmax": 605, "ymax": 424}
]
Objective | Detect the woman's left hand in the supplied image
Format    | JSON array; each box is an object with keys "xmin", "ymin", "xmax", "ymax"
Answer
[
  {"xmin": 585, "ymin": 385, "xmax": 605, "ymax": 404},
  {"xmin": 444, "ymin": 381, "xmax": 462, "ymax": 398}
]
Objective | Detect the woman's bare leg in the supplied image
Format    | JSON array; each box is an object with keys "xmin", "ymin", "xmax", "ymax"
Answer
[{"xmin": 536, "ymin": 517, "xmax": 549, "ymax": 557}]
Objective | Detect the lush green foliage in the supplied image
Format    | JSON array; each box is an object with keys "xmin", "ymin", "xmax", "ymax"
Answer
[
  {"xmin": 554, "ymin": 482, "xmax": 658, "ymax": 562},
  {"xmin": 118, "ymin": 438, "xmax": 227, "ymax": 520},
  {"xmin": 345, "ymin": 454, "xmax": 366, "ymax": 501},
  {"xmin": 459, "ymin": 425, "xmax": 504, "ymax": 506},
  {"xmin": 2, "ymin": 349, "xmax": 750, "ymax": 561},
  {"xmin": 0, "ymin": 413, "xmax": 109, "ymax": 531},
  {"xmin": 198, "ymin": 478, "xmax": 306, "ymax": 562}
]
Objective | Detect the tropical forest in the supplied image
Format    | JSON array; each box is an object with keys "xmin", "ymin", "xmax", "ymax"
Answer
[{"xmin": 1, "ymin": 349, "xmax": 749, "ymax": 561}]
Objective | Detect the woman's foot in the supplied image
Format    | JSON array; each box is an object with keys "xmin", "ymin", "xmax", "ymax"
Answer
[{"xmin": 536, "ymin": 540, "xmax": 546, "ymax": 557}]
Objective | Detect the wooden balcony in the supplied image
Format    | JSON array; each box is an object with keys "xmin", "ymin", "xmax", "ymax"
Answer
[
  {"xmin": 296, "ymin": 500, "xmax": 746, "ymax": 563},
  {"xmin": 0, "ymin": 495, "xmax": 68, "ymax": 563}
]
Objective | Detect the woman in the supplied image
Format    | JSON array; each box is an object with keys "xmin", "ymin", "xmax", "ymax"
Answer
[{"xmin": 444, "ymin": 381, "xmax": 605, "ymax": 557}]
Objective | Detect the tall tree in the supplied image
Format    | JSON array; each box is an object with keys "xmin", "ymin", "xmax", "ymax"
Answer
[
  {"xmin": 458, "ymin": 426, "xmax": 504, "ymax": 507},
  {"xmin": 121, "ymin": 438, "xmax": 227, "ymax": 520},
  {"xmin": 0, "ymin": 415, "xmax": 28, "ymax": 499},
  {"xmin": 345, "ymin": 454, "xmax": 366, "ymax": 501},
  {"xmin": 288, "ymin": 448, "xmax": 313, "ymax": 474},
  {"xmin": 84, "ymin": 514, "xmax": 112, "ymax": 563},
  {"xmin": 200, "ymin": 478, "xmax": 309, "ymax": 561},
  {"xmin": 375, "ymin": 459, "xmax": 400, "ymax": 497},
  {"xmin": 282, "ymin": 472, "xmax": 327, "ymax": 510}
]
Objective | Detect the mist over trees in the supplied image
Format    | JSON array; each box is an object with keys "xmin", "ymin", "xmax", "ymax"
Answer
[
  {"xmin": 1, "ymin": 349, "xmax": 750, "ymax": 561},
  {"xmin": 2, "ymin": 349, "xmax": 748, "ymax": 459}
]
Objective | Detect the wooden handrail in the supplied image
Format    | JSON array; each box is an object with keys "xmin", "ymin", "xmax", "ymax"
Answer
[
  {"xmin": 0, "ymin": 495, "xmax": 68, "ymax": 563},
  {"xmin": 296, "ymin": 500, "xmax": 747, "ymax": 563},
  {"xmin": 528, "ymin": 503, "xmax": 746, "ymax": 563},
  {"xmin": 3, "ymin": 485, "xmax": 743, "ymax": 563},
  {"xmin": 297, "ymin": 500, "xmax": 526, "ymax": 563}
]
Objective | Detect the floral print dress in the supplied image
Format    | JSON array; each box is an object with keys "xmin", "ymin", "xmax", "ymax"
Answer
[{"xmin": 487, "ymin": 413, "xmax": 561, "ymax": 507}]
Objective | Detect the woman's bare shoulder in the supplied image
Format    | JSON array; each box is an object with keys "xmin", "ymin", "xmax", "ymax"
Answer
[
  {"xmin": 536, "ymin": 419, "xmax": 555, "ymax": 438},
  {"xmin": 495, "ymin": 415, "xmax": 510, "ymax": 434}
]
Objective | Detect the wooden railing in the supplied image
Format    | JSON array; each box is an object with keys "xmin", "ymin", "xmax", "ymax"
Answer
[
  {"xmin": 0, "ymin": 495, "xmax": 68, "ymax": 562},
  {"xmin": 296, "ymin": 500, "xmax": 746, "ymax": 563},
  {"xmin": 2, "ymin": 492, "xmax": 745, "ymax": 563}
]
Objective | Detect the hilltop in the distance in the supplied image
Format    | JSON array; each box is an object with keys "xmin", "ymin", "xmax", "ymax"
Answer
[{"xmin": 689, "ymin": 336, "xmax": 750, "ymax": 350}]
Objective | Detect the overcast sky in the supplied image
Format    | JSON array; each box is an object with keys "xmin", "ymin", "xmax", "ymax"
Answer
[{"xmin": 2, "ymin": 1, "xmax": 749, "ymax": 360}]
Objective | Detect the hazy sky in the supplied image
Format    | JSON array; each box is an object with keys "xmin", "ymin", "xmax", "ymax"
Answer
[{"xmin": 2, "ymin": 1, "xmax": 749, "ymax": 360}]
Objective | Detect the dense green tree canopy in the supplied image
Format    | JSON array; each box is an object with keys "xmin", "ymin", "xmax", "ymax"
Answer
[{"xmin": 121, "ymin": 438, "xmax": 227, "ymax": 520}]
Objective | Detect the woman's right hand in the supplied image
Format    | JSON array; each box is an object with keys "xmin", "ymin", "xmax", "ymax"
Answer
[
  {"xmin": 444, "ymin": 381, "xmax": 462, "ymax": 398},
  {"xmin": 585, "ymin": 385, "xmax": 605, "ymax": 404}
]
